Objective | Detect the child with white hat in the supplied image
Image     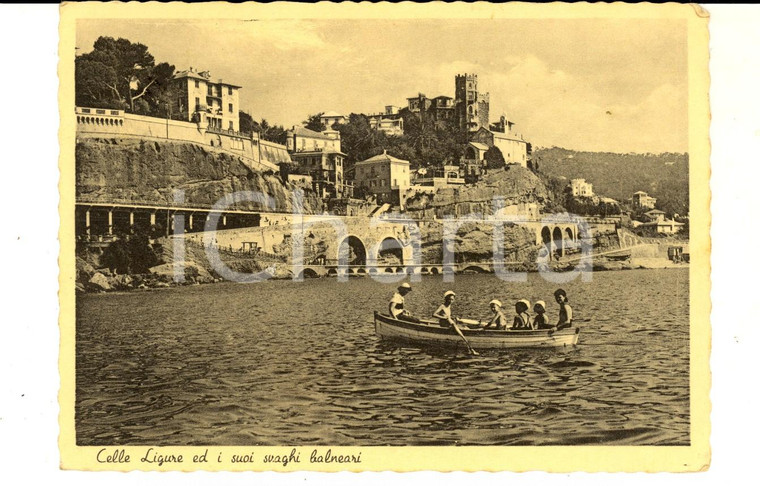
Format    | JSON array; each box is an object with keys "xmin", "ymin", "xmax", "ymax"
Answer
[
  {"xmin": 483, "ymin": 299, "xmax": 508, "ymax": 330},
  {"xmin": 432, "ymin": 290, "xmax": 457, "ymax": 328},
  {"xmin": 533, "ymin": 300, "xmax": 553, "ymax": 329}
]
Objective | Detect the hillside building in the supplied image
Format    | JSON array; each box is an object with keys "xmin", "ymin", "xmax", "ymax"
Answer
[
  {"xmin": 172, "ymin": 67, "xmax": 241, "ymax": 132},
  {"xmin": 368, "ymin": 105, "xmax": 404, "ymax": 136},
  {"xmin": 469, "ymin": 127, "xmax": 528, "ymax": 168},
  {"xmin": 455, "ymin": 73, "xmax": 490, "ymax": 132},
  {"xmin": 404, "ymin": 93, "xmax": 457, "ymax": 130},
  {"xmin": 290, "ymin": 149, "xmax": 348, "ymax": 199},
  {"xmin": 286, "ymin": 125, "xmax": 346, "ymax": 198},
  {"xmin": 353, "ymin": 150, "xmax": 411, "ymax": 208},
  {"xmin": 320, "ymin": 111, "xmax": 347, "ymax": 128},
  {"xmin": 639, "ymin": 217, "xmax": 684, "ymax": 234},
  {"xmin": 285, "ymin": 126, "xmax": 342, "ymax": 153},
  {"xmin": 369, "ymin": 115, "xmax": 405, "ymax": 136},
  {"xmin": 412, "ymin": 164, "xmax": 465, "ymax": 188},
  {"xmin": 644, "ymin": 209, "xmax": 667, "ymax": 222},
  {"xmin": 632, "ymin": 191, "xmax": 657, "ymax": 209},
  {"xmin": 570, "ymin": 178, "xmax": 594, "ymax": 197}
]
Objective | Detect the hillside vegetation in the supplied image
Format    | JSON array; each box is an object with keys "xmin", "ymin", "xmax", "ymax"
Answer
[{"xmin": 533, "ymin": 147, "xmax": 689, "ymax": 216}]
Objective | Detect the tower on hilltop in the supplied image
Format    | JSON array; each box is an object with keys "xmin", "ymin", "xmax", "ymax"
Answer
[{"xmin": 455, "ymin": 73, "xmax": 489, "ymax": 132}]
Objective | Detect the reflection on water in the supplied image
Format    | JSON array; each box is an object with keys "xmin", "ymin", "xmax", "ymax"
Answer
[{"xmin": 76, "ymin": 269, "xmax": 689, "ymax": 446}]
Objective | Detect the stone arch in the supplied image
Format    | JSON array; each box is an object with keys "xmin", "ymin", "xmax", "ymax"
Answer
[
  {"xmin": 541, "ymin": 226, "xmax": 552, "ymax": 258},
  {"xmin": 462, "ymin": 265, "xmax": 487, "ymax": 274},
  {"xmin": 327, "ymin": 268, "xmax": 338, "ymax": 276},
  {"xmin": 338, "ymin": 235, "xmax": 367, "ymax": 266},
  {"xmin": 298, "ymin": 268, "xmax": 320, "ymax": 279},
  {"xmin": 377, "ymin": 236, "xmax": 404, "ymax": 266},
  {"xmin": 564, "ymin": 227, "xmax": 575, "ymax": 254},
  {"xmin": 384, "ymin": 267, "xmax": 395, "ymax": 273},
  {"xmin": 553, "ymin": 227, "xmax": 564, "ymax": 258},
  {"xmin": 431, "ymin": 267, "xmax": 440, "ymax": 275}
]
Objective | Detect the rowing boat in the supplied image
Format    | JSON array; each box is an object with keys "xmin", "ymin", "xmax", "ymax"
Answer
[{"xmin": 374, "ymin": 312, "xmax": 580, "ymax": 350}]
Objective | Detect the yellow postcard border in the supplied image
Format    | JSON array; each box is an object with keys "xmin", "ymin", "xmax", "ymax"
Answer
[{"xmin": 58, "ymin": 1, "xmax": 711, "ymax": 472}]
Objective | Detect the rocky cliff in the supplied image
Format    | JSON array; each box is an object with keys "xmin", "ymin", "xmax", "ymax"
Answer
[
  {"xmin": 404, "ymin": 165, "xmax": 552, "ymax": 219},
  {"xmin": 76, "ymin": 138, "xmax": 322, "ymax": 213}
]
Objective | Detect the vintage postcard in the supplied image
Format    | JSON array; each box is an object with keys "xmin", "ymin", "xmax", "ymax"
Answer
[{"xmin": 58, "ymin": 1, "xmax": 711, "ymax": 472}]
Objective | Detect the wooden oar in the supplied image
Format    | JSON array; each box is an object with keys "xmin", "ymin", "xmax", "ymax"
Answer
[{"xmin": 452, "ymin": 319, "xmax": 479, "ymax": 355}]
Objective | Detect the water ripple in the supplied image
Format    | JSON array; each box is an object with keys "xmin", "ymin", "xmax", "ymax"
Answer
[{"xmin": 76, "ymin": 269, "xmax": 689, "ymax": 446}]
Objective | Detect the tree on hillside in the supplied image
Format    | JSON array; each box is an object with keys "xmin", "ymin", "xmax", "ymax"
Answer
[
  {"xmin": 406, "ymin": 114, "xmax": 436, "ymax": 154},
  {"xmin": 239, "ymin": 111, "xmax": 255, "ymax": 135},
  {"xmin": 253, "ymin": 119, "xmax": 287, "ymax": 145},
  {"xmin": 533, "ymin": 147, "xmax": 689, "ymax": 216},
  {"xmin": 154, "ymin": 82, "xmax": 182, "ymax": 120},
  {"xmin": 335, "ymin": 110, "xmax": 470, "ymax": 170},
  {"xmin": 75, "ymin": 36, "xmax": 175, "ymax": 115},
  {"xmin": 303, "ymin": 113, "xmax": 327, "ymax": 132},
  {"xmin": 336, "ymin": 114, "xmax": 382, "ymax": 165},
  {"xmin": 484, "ymin": 146, "xmax": 506, "ymax": 169}
]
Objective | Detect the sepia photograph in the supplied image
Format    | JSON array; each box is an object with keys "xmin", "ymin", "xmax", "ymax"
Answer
[{"xmin": 56, "ymin": 1, "xmax": 711, "ymax": 472}]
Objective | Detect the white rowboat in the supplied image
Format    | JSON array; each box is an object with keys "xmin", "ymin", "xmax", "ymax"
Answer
[{"xmin": 374, "ymin": 312, "xmax": 580, "ymax": 350}]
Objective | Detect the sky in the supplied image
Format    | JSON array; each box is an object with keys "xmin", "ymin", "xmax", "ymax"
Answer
[{"xmin": 76, "ymin": 18, "xmax": 688, "ymax": 154}]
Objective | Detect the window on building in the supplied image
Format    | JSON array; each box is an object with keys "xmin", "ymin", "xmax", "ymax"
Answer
[
  {"xmin": 228, "ymin": 103, "xmax": 233, "ymax": 113},
  {"xmin": 195, "ymin": 80, "xmax": 199, "ymax": 89},
  {"xmin": 229, "ymin": 121, "xmax": 233, "ymax": 130},
  {"xmin": 228, "ymin": 86, "xmax": 233, "ymax": 96},
  {"xmin": 208, "ymin": 85, "xmax": 213, "ymax": 96},
  {"xmin": 195, "ymin": 97, "xmax": 200, "ymax": 110}
]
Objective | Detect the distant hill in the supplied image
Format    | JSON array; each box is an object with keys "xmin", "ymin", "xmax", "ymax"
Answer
[{"xmin": 533, "ymin": 147, "xmax": 689, "ymax": 216}]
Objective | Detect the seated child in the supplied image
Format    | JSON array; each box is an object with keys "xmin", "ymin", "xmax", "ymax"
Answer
[
  {"xmin": 511, "ymin": 299, "xmax": 533, "ymax": 330},
  {"xmin": 483, "ymin": 299, "xmax": 507, "ymax": 330},
  {"xmin": 533, "ymin": 300, "xmax": 554, "ymax": 329}
]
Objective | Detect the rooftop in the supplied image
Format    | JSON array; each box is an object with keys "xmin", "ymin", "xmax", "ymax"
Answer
[
  {"xmin": 321, "ymin": 111, "xmax": 346, "ymax": 119},
  {"xmin": 289, "ymin": 126, "xmax": 337, "ymax": 140},
  {"xmin": 490, "ymin": 130, "xmax": 526, "ymax": 142},
  {"xmin": 173, "ymin": 68, "xmax": 241, "ymax": 88},
  {"xmin": 355, "ymin": 150, "xmax": 410, "ymax": 166},
  {"xmin": 291, "ymin": 149, "xmax": 346, "ymax": 156},
  {"xmin": 468, "ymin": 142, "xmax": 490, "ymax": 151}
]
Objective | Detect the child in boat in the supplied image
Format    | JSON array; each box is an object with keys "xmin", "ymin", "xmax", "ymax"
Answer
[
  {"xmin": 554, "ymin": 289, "xmax": 573, "ymax": 329},
  {"xmin": 533, "ymin": 301, "xmax": 554, "ymax": 329},
  {"xmin": 511, "ymin": 299, "xmax": 533, "ymax": 330},
  {"xmin": 389, "ymin": 283, "xmax": 420, "ymax": 323},
  {"xmin": 482, "ymin": 299, "xmax": 508, "ymax": 330},
  {"xmin": 433, "ymin": 291, "xmax": 457, "ymax": 327}
]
